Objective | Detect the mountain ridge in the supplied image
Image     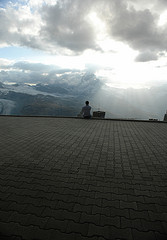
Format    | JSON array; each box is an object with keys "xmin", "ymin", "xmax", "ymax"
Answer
[{"xmin": 0, "ymin": 72, "xmax": 167, "ymax": 120}]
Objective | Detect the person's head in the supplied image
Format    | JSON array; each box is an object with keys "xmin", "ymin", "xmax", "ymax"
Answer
[{"xmin": 85, "ymin": 101, "xmax": 89, "ymax": 105}]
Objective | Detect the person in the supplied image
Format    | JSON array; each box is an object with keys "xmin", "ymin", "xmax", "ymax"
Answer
[{"xmin": 80, "ymin": 101, "xmax": 91, "ymax": 119}]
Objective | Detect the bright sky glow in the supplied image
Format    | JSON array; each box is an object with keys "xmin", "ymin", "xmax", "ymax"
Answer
[
  {"xmin": 0, "ymin": 0, "xmax": 167, "ymax": 89},
  {"xmin": 158, "ymin": 10, "xmax": 167, "ymax": 26}
]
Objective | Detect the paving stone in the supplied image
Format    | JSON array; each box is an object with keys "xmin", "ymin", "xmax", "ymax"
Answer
[
  {"xmin": 8, "ymin": 202, "xmax": 28, "ymax": 213},
  {"xmin": 62, "ymin": 209, "xmax": 81, "ymax": 222},
  {"xmin": 74, "ymin": 203, "xmax": 92, "ymax": 215},
  {"xmin": 26, "ymin": 214, "xmax": 49, "ymax": 228},
  {"xmin": 23, "ymin": 226, "xmax": 53, "ymax": 240},
  {"xmin": 101, "ymin": 215, "xmax": 121, "ymax": 228},
  {"xmin": 80, "ymin": 212, "xmax": 100, "ymax": 225},
  {"xmin": 120, "ymin": 200, "xmax": 138, "ymax": 210},
  {"xmin": 151, "ymin": 210, "xmax": 167, "ymax": 221},
  {"xmin": 75, "ymin": 234, "xmax": 98, "ymax": 240},
  {"xmin": 66, "ymin": 221, "xmax": 89, "ymax": 236},
  {"xmin": 8, "ymin": 212, "xmax": 30, "ymax": 226},
  {"xmin": 0, "ymin": 221, "xmax": 18, "ymax": 237},
  {"xmin": 41, "ymin": 207, "xmax": 64, "ymax": 219},
  {"xmin": 87, "ymin": 223, "xmax": 109, "ymax": 239},
  {"xmin": 92, "ymin": 205, "xmax": 102, "ymax": 215},
  {"xmin": 110, "ymin": 207, "xmax": 130, "ymax": 219},
  {"xmin": 108, "ymin": 226, "xmax": 133, "ymax": 240},
  {"xmin": 101, "ymin": 207, "xmax": 111, "ymax": 217},
  {"xmin": 120, "ymin": 216, "xmax": 143, "ymax": 231},
  {"xmin": 0, "ymin": 117, "xmax": 167, "ymax": 240},
  {"xmin": 0, "ymin": 210, "xmax": 13, "ymax": 222},
  {"xmin": 141, "ymin": 219, "xmax": 165, "ymax": 234},
  {"xmin": 44, "ymin": 218, "xmax": 68, "ymax": 232},
  {"xmin": 132, "ymin": 229, "xmax": 157, "ymax": 240},
  {"xmin": 154, "ymin": 232, "xmax": 167, "ymax": 240},
  {"xmin": 137, "ymin": 202, "xmax": 157, "ymax": 212},
  {"xmin": 129, "ymin": 209, "xmax": 150, "ymax": 221},
  {"xmin": 49, "ymin": 230, "xmax": 77, "ymax": 240}
]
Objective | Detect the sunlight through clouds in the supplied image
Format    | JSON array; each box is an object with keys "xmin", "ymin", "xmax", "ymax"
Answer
[
  {"xmin": 0, "ymin": 0, "xmax": 167, "ymax": 88},
  {"xmin": 158, "ymin": 10, "xmax": 167, "ymax": 26}
]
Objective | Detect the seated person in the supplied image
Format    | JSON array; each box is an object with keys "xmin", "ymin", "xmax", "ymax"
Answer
[{"xmin": 80, "ymin": 101, "xmax": 91, "ymax": 119}]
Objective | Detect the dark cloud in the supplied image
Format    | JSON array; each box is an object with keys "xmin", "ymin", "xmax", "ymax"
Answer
[
  {"xmin": 39, "ymin": 0, "xmax": 101, "ymax": 53},
  {"xmin": 105, "ymin": 0, "xmax": 167, "ymax": 61},
  {"xmin": 135, "ymin": 51, "xmax": 158, "ymax": 62},
  {"xmin": 109, "ymin": 2, "xmax": 165, "ymax": 50},
  {"xmin": 154, "ymin": 0, "xmax": 167, "ymax": 11}
]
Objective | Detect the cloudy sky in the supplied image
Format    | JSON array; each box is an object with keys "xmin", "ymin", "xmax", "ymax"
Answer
[{"xmin": 0, "ymin": 0, "xmax": 167, "ymax": 88}]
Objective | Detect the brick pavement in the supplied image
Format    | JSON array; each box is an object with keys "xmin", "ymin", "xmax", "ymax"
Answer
[{"xmin": 0, "ymin": 116, "xmax": 167, "ymax": 240}]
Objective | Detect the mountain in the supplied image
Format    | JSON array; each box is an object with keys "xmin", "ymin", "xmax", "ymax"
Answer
[
  {"xmin": 0, "ymin": 73, "xmax": 102, "ymax": 116},
  {"xmin": 0, "ymin": 72, "xmax": 167, "ymax": 120}
]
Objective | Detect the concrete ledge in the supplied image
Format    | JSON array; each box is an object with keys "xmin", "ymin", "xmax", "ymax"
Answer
[{"xmin": 0, "ymin": 114, "xmax": 166, "ymax": 123}]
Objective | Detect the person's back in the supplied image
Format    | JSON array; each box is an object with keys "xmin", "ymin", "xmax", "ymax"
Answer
[{"xmin": 81, "ymin": 101, "xmax": 91, "ymax": 119}]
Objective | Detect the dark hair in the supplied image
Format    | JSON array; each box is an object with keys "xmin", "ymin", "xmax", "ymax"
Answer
[{"xmin": 85, "ymin": 101, "xmax": 89, "ymax": 105}]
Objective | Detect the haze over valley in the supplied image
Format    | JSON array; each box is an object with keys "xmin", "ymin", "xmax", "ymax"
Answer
[{"xmin": 0, "ymin": 68, "xmax": 166, "ymax": 120}]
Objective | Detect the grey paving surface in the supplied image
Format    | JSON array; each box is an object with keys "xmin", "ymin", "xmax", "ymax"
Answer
[{"xmin": 0, "ymin": 116, "xmax": 167, "ymax": 240}]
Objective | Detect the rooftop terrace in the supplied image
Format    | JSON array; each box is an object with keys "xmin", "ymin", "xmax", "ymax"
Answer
[{"xmin": 0, "ymin": 116, "xmax": 167, "ymax": 240}]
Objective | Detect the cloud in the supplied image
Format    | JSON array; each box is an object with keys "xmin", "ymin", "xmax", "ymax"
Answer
[
  {"xmin": 0, "ymin": 58, "xmax": 13, "ymax": 67},
  {"xmin": 39, "ymin": 0, "xmax": 102, "ymax": 54},
  {"xmin": 135, "ymin": 51, "xmax": 158, "ymax": 62},
  {"xmin": 85, "ymin": 63, "xmax": 102, "ymax": 73},
  {"xmin": 0, "ymin": 0, "xmax": 167, "ymax": 60},
  {"xmin": 108, "ymin": 2, "xmax": 166, "ymax": 50},
  {"xmin": 1, "ymin": 61, "xmax": 79, "ymax": 74},
  {"xmin": 0, "ymin": 3, "xmax": 41, "ymax": 48},
  {"xmin": 104, "ymin": 0, "xmax": 167, "ymax": 61},
  {"xmin": 0, "ymin": 0, "xmax": 104, "ymax": 54},
  {"xmin": 0, "ymin": 60, "xmax": 82, "ymax": 84},
  {"xmin": 12, "ymin": 61, "xmax": 60, "ymax": 72},
  {"xmin": 154, "ymin": 0, "xmax": 167, "ymax": 12},
  {"xmin": 0, "ymin": 61, "xmax": 103, "ymax": 100}
]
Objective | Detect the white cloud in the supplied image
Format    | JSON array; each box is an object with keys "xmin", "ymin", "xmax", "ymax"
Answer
[
  {"xmin": 0, "ymin": 58, "xmax": 14, "ymax": 66},
  {"xmin": 0, "ymin": 3, "xmax": 42, "ymax": 48},
  {"xmin": 0, "ymin": 0, "xmax": 167, "ymax": 60},
  {"xmin": 28, "ymin": 0, "xmax": 58, "ymax": 8}
]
